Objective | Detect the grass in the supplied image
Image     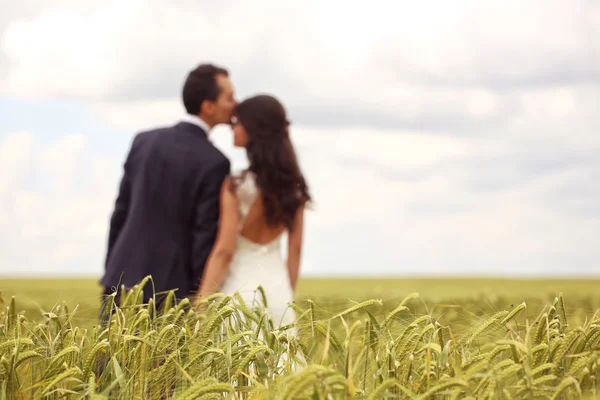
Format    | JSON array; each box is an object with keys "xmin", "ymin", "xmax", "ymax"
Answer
[
  {"xmin": 1, "ymin": 276, "xmax": 600, "ymax": 399},
  {"xmin": 2, "ymin": 277, "xmax": 599, "ymax": 329}
]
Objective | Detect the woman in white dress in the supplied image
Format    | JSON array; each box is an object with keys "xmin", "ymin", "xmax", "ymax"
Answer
[{"xmin": 193, "ymin": 94, "xmax": 311, "ymax": 331}]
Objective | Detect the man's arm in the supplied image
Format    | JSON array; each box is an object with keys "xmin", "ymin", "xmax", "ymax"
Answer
[
  {"xmin": 190, "ymin": 158, "xmax": 231, "ymax": 290},
  {"xmin": 105, "ymin": 135, "xmax": 138, "ymax": 268}
]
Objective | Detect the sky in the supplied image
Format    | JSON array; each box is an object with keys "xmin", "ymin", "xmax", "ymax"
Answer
[{"xmin": 0, "ymin": 0, "xmax": 599, "ymax": 278}]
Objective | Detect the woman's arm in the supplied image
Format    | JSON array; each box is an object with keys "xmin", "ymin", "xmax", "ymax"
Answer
[
  {"xmin": 287, "ymin": 204, "xmax": 306, "ymax": 292},
  {"xmin": 193, "ymin": 177, "xmax": 238, "ymax": 304}
]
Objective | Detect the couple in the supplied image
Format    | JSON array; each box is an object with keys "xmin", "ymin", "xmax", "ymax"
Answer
[{"xmin": 100, "ymin": 63, "xmax": 311, "ymax": 330}]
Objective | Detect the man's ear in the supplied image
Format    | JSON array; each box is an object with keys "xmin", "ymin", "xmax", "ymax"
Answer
[{"xmin": 201, "ymin": 100, "xmax": 215, "ymax": 116}]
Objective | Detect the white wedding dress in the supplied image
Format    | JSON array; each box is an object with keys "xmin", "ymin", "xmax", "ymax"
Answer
[{"xmin": 218, "ymin": 171, "xmax": 298, "ymax": 331}]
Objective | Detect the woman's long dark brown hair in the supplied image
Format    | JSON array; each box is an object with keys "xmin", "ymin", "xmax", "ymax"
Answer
[{"xmin": 234, "ymin": 94, "xmax": 311, "ymax": 231}]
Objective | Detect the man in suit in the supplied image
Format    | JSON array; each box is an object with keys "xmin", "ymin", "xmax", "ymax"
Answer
[{"xmin": 99, "ymin": 63, "xmax": 236, "ymax": 322}]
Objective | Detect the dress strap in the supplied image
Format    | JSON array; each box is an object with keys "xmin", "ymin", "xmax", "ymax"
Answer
[{"xmin": 234, "ymin": 171, "xmax": 259, "ymax": 232}]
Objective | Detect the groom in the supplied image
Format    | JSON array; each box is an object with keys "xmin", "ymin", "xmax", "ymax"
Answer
[{"xmin": 100, "ymin": 63, "xmax": 236, "ymax": 319}]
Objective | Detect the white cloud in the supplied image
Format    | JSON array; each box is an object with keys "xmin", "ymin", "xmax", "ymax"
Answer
[
  {"xmin": 0, "ymin": 132, "xmax": 119, "ymax": 275},
  {"xmin": 0, "ymin": 132, "xmax": 34, "ymax": 192},
  {"xmin": 1, "ymin": 117, "xmax": 599, "ymax": 278},
  {"xmin": 0, "ymin": 0, "xmax": 599, "ymax": 278},
  {"xmin": 91, "ymin": 100, "xmax": 185, "ymax": 132},
  {"xmin": 466, "ymin": 90, "xmax": 498, "ymax": 118},
  {"xmin": 519, "ymin": 87, "xmax": 577, "ymax": 120},
  {"xmin": 39, "ymin": 134, "xmax": 87, "ymax": 195},
  {"xmin": 1, "ymin": 0, "xmax": 598, "ymax": 131},
  {"xmin": 333, "ymin": 129, "xmax": 468, "ymax": 169}
]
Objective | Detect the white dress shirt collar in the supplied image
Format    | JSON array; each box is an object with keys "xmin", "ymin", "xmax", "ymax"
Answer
[{"xmin": 181, "ymin": 113, "xmax": 212, "ymax": 135}]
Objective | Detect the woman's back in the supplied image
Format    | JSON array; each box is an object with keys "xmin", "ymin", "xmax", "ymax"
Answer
[{"xmin": 234, "ymin": 171, "xmax": 287, "ymax": 247}]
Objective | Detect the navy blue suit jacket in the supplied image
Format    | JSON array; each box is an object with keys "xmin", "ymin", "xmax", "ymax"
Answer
[{"xmin": 101, "ymin": 121, "xmax": 230, "ymax": 301}]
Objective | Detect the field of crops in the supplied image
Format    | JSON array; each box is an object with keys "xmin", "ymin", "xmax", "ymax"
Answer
[{"xmin": 1, "ymin": 276, "xmax": 600, "ymax": 399}]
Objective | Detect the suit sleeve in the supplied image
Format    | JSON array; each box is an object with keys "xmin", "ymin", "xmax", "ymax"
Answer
[
  {"xmin": 190, "ymin": 158, "xmax": 231, "ymax": 288},
  {"xmin": 105, "ymin": 135, "xmax": 138, "ymax": 268}
]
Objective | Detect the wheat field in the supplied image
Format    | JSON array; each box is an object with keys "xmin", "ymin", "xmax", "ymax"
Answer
[{"xmin": 1, "ymin": 276, "xmax": 600, "ymax": 399}]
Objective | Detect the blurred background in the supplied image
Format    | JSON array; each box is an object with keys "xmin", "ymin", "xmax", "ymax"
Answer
[{"xmin": 0, "ymin": 0, "xmax": 599, "ymax": 282}]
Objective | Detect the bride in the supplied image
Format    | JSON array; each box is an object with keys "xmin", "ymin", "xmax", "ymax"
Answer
[{"xmin": 193, "ymin": 94, "xmax": 311, "ymax": 332}]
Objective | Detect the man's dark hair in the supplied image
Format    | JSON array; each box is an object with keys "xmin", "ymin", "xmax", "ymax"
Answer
[{"xmin": 182, "ymin": 63, "xmax": 229, "ymax": 115}]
